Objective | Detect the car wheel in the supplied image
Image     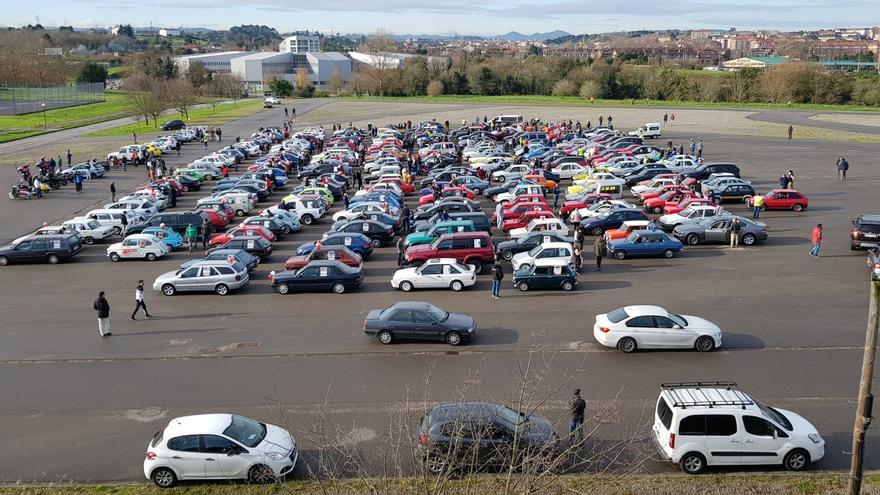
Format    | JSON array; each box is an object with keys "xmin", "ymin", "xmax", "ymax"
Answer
[
  {"xmin": 561, "ymin": 280, "xmax": 574, "ymax": 291},
  {"xmin": 663, "ymin": 249, "xmax": 675, "ymax": 258},
  {"xmin": 423, "ymin": 453, "xmax": 447, "ymax": 474},
  {"xmin": 110, "ymin": 252, "xmax": 120, "ymax": 262},
  {"xmin": 680, "ymin": 452, "xmax": 706, "ymax": 475},
  {"xmin": 617, "ymin": 337, "xmax": 638, "ymax": 353},
  {"xmin": 248, "ymin": 464, "xmax": 277, "ymax": 484},
  {"xmin": 469, "ymin": 260, "xmax": 483, "ymax": 274},
  {"xmin": 301, "ymin": 214, "xmax": 313, "ymax": 225},
  {"xmin": 83, "ymin": 236, "xmax": 94, "ymax": 245},
  {"xmin": 783, "ymin": 449, "xmax": 809, "ymax": 471},
  {"xmin": 450, "ymin": 280, "xmax": 464, "ymax": 292},
  {"xmin": 332, "ymin": 282, "xmax": 346, "ymax": 294},
  {"xmin": 501, "ymin": 250, "xmax": 513, "ymax": 261},
  {"xmin": 371, "ymin": 238, "xmax": 381, "ymax": 248},
  {"xmin": 215, "ymin": 284, "xmax": 229, "ymax": 296},
  {"xmin": 614, "ymin": 250, "xmax": 626, "ymax": 260},
  {"xmin": 46, "ymin": 254, "xmax": 60, "ymax": 264},
  {"xmin": 518, "ymin": 282, "xmax": 529, "ymax": 292},
  {"xmin": 281, "ymin": 225, "xmax": 291, "ymax": 235},
  {"xmin": 686, "ymin": 233, "xmax": 700, "ymax": 246},
  {"xmin": 792, "ymin": 204, "xmax": 804, "ymax": 212},
  {"xmin": 400, "ymin": 281, "xmax": 414, "ymax": 292},
  {"xmin": 146, "ymin": 253, "xmax": 157, "ymax": 261},
  {"xmin": 520, "ymin": 263, "xmax": 531, "ymax": 271},
  {"xmin": 695, "ymin": 336, "xmax": 715, "ymax": 352},
  {"xmin": 742, "ymin": 233, "xmax": 756, "ymax": 245},
  {"xmin": 378, "ymin": 330, "xmax": 393, "ymax": 345},
  {"xmin": 592, "ymin": 227, "xmax": 604, "ymax": 236},
  {"xmin": 183, "ymin": 185, "xmax": 190, "ymax": 192},
  {"xmin": 205, "ymin": 174, "xmax": 214, "ymax": 181},
  {"xmin": 112, "ymin": 226, "xmax": 122, "ymax": 235},
  {"xmin": 276, "ymin": 282, "xmax": 290, "ymax": 295},
  {"xmin": 472, "ymin": 188, "xmax": 481, "ymax": 195},
  {"xmin": 445, "ymin": 331, "xmax": 463, "ymax": 346},
  {"xmin": 653, "ymin": 206, "xmax": 663, "ymax": 214},
  {"xmin": 151, "ymin": 467, "xmax": 178, "ymax": 488},
  {"xmin": 0, "ymin": 256, "xmax": 8, "ymax": 266},
  {"xmin": 236, "ymin": 209, "xmax": 245, "ymax": 217},
  {"xmin": 161, "ymin": 284, "xmax": 176, "ymax": 296}
]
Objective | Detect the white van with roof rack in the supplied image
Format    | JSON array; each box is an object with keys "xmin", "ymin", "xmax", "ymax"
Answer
[{"xmin": 652, "ymin": 382, "xmax": 824, "ymax": 475}]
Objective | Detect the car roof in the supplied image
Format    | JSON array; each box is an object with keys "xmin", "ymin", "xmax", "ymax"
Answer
[
  {"xmin": 126, "ymin": 233, "xmax": 159, "ymax": 240},
  {"xmin": 622, "ymin": 220, "xmax": 650, "ymax": 227},
  {"xmin": 534, "ymin": 258, "xmax": 570, "ymax": 267},
  {"xmin": 538, "ymin": 241, "xmax": 571, "ymax": 248},
  {"xmin": 391, "ymin": 301, "xmax": 438, "ymax": 310},
  {"xmin": 428, "ymin": 402, "xmax": 509, "ymax": 423},
  {"xmin": 858, "ymin": 215, "xmax": 880, "ymax": 223},
  {"xmin": 659, "ymin": 383, "xmax": 756, "ymax": 411},
  {"xmin": 164, "ymin": 414, "xmax": 232, "ymax": 437},
  {"xmin": 425, "ymin": 257, "xmax": 460, "ymax": 265},
  {"xmin": 622, "ymin": 305, "xmax": 667, "ymax": 317}
]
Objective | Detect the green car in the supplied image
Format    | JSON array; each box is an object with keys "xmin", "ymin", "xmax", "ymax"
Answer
[
  {"xmin": 405, "ymin": 220, "xmax": 475, "ymax": 247},
  {"xmin": 302, "ymin": 186, "xmax": 334, "ymax": 205},
  {"xmin": 513, "ymin": 259, "xmax": 577, "ymax": 292},
  {"xmin": 174, "ymin": 168, "xmax": 208, "ymax": 181}
]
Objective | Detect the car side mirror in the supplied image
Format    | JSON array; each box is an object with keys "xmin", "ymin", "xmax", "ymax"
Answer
[
  {"xmin": 227, "ymin": 448, "xmax": 241, "ymax": 456},
  {"xmin": 773, "ymin": 430, "xmax": 778, "ymax": 440},
  {"xmin": 673, "ymin": 325, "xmax": 682, "ymax": 329}
]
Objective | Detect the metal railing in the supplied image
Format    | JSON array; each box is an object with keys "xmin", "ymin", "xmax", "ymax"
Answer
[{"xmin": 0, "ymin": 82, "xmax": 106, "ymax": 115}]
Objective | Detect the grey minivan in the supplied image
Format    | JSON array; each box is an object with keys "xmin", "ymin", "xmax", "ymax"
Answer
[{"xmin": 153, "ymin": 260, "xmax": 250, "ymax": 296}]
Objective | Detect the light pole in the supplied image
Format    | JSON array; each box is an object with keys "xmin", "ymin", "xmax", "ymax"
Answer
[
  {"xmin": 41, "ymin": 102, "xmax": 47, "ymax": 129},
  {"xmin": 848, "ymin": 279, "xmax": 879, "ymax": 495}
]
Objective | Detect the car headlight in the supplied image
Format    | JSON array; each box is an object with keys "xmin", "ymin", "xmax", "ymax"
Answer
[
  {"xmin": 808, "ymin": 433, "xmax": 822, "ymax": 444},
  {"xmin": 265, "ymin": 451, "xmax": 287, "ymax": 461}
]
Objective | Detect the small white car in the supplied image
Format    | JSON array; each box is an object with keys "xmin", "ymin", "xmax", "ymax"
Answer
[
  {"xmin": 492, "ymin": 164, "xmax": 531, "ymax": 183},
  {"xmin": 652, "ymin": 382, "xmax": 824, "ymax": 474},
  {"xmin": 333, "ymin": 203, "xmax": 393, "ymax": 222},
  {"xmin": 62, "ymin": 217, "xmax": 115, "ymax": 244},
  {"xmin": 105, "ymin": 199, "xmax": 159, "ymax": 217},
  {"xmin": 658, "ymin": 205, "xmax": 725, "ymax": 231},
  {"xmin": 62, "ymin": 162, "xmax": 105, "ymax": 179},
  {"xmin": 551, "ymin": 162, "xmax": 589, "ymax": 180},
  {"xmin": 281, "ymin": 199, "xmax": 324, "ymax": 225},
  {"xmin": 511, "ymin": 241, "xmax": 573, "ymax": 271},
  {"xmin": 509, "ymin": 218, "xmax": 569, "ymax": 240},
  {"xmin": 629, "ymin": 123, "xmax": 661, "ymax": 139},
  {"xmin": 86, "ymin": 209, "xmax": 142, "ymax": 235},
  {"xmin": 391, "ymin": 258, "xmax": 477, "ymax": 292},
  {"xmin": 576, "ymin": 200, "xmax": 636, "ymax": 220},
  {"xmin": 144, "ymin": 413, "xmax": 297, "ymax": 487},
  {"xmin": 631, "ymin": 178, "xmax": 679, "ymax": 197},
  {"xmin": 593, "ymin": 305, "xmax": 722, "ymax": 353},
  {"xmin": 107, "ymin": 234, "xmax": 170, "ymax": 262},
  {"xmin": 265, "ymin": 96, "xmax": 281, "ymax": 105}
]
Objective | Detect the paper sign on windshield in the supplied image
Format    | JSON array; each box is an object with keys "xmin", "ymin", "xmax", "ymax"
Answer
[
  {"xmin": 327, "ymin": 251, "xmax": 336, "ymax": 260},
  {"xmin": 362, "ymin": 223, "xmax": 370, "ymax": 232},
  {"xmin": 344, "ymin": 237, "xmax": 352, "ymax": 246},
  {"xmin": 553, "ymin": 266, "xmax": 563, "ymax": 275},
  {"xmin": 543, "ymin": 236, "xmax": 551, "ymax": 244},
  {"xmin": 474, "ymin": 238, "xmax": 481, "ymax": 248},
  {"xmin": 247, "ymin": 240, "xmax": 255, "ymax": 249}
]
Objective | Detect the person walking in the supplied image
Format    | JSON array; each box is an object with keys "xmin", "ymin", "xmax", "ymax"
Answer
[
  {"xmin": 752, "ymin": 193, "xmax": 763, "ymax": 219},
  {"xmin": 598, "ymin": 116, "xmax": 603, "ymax": 127},
  {"xmin": 553, "ymin": 185, "xmax": 560, "ymax": 208},
  {"xmin": 572, "ymin": 242, "xmax": 582, "ymax": 273},
  {"xmin": 696, "ymin": 141, "xmax": 703, "ymax": 159},
  {"xmin": 663, "ymin": 113, "xmax": 668, "ymax": 125},
  {"xmin": 185, "ymin": 223, "xmax": 198, "ymax": 253},
  {"xmin": 495, "ymin": 202, "xmax": 504, "ymax": 230},
  {"xmin": 33, "ymin": 176, "xmax": 42, "ymax": 198},
  {"xmin": 594, "ymin": 235, "xmax": 607, "ymax": 271},
  {"xmin": 569, "ymin": 388, "xmax": 587, "ymax": 444},
  {"xmin": 490, "ymin": 261, "xmax": 504, "ymax": 299},
  {"xmin": 786, "ymin": 170, "xmax": 795, "ymax": 189},
  {"xmin": 396, "ymin": 236, "xmax": 407, "ymax": 267},
  {"xmin": 569, "ymin": 208, "xmax": 582, "ymax": 233},
  {"xmin": 216, "ymin": 128, "xmax": 222, "ymax": 141},
  {"xmin": 787, "ymin": 125, "xmax": 793, "ymax": 140},
  {"xmin": 175, "ymin": 141, "xmax": 181, "ymax": 156},
  {"xmin": 689, "ymin": 139, "xmax": 696, "ymax": 156},
  {"xmin": 284, "ymin": 107, "xmax": 289, "ymax": 117},
  {"xmin": 810, "ymin": 224, "xmax": 823, "ymax": 258},
  {"xmin": 130, "ymin": 280, "xmax": 152, "ymax": 320},
  {"xmin": 66, "ymin": 149, "xmax": 72, "ymax": 165},
  {"xmin": 74, "ymin": 172, "xmax": 83, "ymax": 193},
  {"xmin": 729, "ymin": 217, "xmax": 742, "ymax": 248},
  {"xmin": 203, "ymin": 135, "xmax": 209, "ymax": 148},
  {"xmin": 200, "ymin": 219, "xmax": 210, "ymax": 249},
  {"xmin": 401, "ymin": 204, "xmax": 411, "ymax": 233},
  {"xmin": 841, "ymin": 157, "xmax": 849, "ymax": 180},
  {"xmin": 93, "ymin": 291, "xmax": 111, "ymax": 337},
  {"xmin": 132, "ymin": 131, "xmax": 137, "ymax": 144},
  {"xmin": 110, "ymin": 182, "xmax": 116, "ymax": 202}
]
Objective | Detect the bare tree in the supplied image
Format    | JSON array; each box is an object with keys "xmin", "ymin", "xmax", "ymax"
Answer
[
  {"xmin": 329, "ymin": 66, "xmax": 346, "ymax": 94},
  {"xmin": 165, "ymin": 78, "xmax": 197, "ymax": 119},
  {"xmin": 357, "ymin": 29, "xmax": 398, "ymax": 96}
]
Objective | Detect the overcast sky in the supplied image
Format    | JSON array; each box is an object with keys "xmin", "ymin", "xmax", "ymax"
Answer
[{"xmin": 9, "ymin": 0, "xmax": 880, "ymax": 35}]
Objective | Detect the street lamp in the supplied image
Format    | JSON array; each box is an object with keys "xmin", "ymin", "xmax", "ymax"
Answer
[{"xmin": 41, "ymin": 102, "xmax": 47, "ymax": 129}]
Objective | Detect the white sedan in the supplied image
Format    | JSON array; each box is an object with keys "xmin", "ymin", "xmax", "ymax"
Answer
[
  {"xmin": 551, "ymin": 162, "xmax": 589, "ymax": 180},
  {"xmin": 511, "ymin": 241, "xmax": 573, "ymax": 271},
  {"xmin": 107, "ymin": 234, "xmax": 169, "ymax": 262},
  {"xmin": 391, "ymin": 258, "xmax": 476, "ymax": 292},
  {"xmin": 593, "ymin": 305, "xmax": 722, "ymax": 353}
]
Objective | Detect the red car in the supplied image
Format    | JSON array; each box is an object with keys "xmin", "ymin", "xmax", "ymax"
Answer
[
  {"xmin": 284, "ymin": 245, "xmax": 362, "ymax": 271},
  {"xmin": 501, "ymin": 209, "xmax": 555, "ymax": 231},
  {"xmin": 638, "ymin": 185, "xmax": 688, "ymax": 204},
  {"xmin": 643, "ymin": 190, "xmax": 699, "ymax": 214},
  {"xmin": 379, "ymin": 176, "xmax": 415, "ymax": 194},
  {"xmin": 405, "ymin": 231, "xmax": 495, "ymax": 273},
  {"xmin": 558, "ymin": 193, "xmax": 614, "ymax": 218},
  {"xmin": 663, "ymin": 197, "xmax": 715, "ymax": 215},
  {"xmin": 493, "ymin": 202, "xmax": 552, "ymax": 223},
  {"xmin": 418, "ymin": 186, "xmax": 476, "ymax": 206},
  {"xmin": 196, "ymin": 200, "xmax": 235, "ymax": 220},
  {"xmin": 197, "ymin": 209, "xmax": 230, "ymax": 230},
  {"xmin": 747, "ymin": 189, "xmax": 809, "ymax": 212},
  {"xmin": 210, "ymin": 225, "xmax": 276, "ymax": 246}
]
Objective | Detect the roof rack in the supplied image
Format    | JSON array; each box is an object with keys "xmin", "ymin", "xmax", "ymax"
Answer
[{"xmin": 660, "ymin": 382, "xmax": 754, "ymax": 409}]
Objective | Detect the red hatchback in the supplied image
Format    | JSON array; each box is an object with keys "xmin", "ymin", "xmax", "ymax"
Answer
[
  {"xmin": 210, "ymin": 225, "xmax": 276, "ymax": 246},
  {"xmin": 747, "ymin": 189, "xmax": 809, "ymax": 212},
  {"xmin": 502, "ymin": 209, "xmax": 555, "ymax": 231},
  {"xmin": 663, "ymin": 197, "xmax": 715, "ymax": 215},
  {"xmin": 418, "ymin": 186, "xmax": 477, "ymax": 206},
  {"xmin": 284, "ymin": 245, "xmax": 362, "ymax": 271},
  {"xmin": 643, "ymin": 190, "xmax": 699, "ymax": 214},
  {"xmin": 493, "ymin": 202, "xmax": 552, "ymax": 224},
  {"xmin": 198, "ymin": 209, "xmax": 230, "ymax": 230}
]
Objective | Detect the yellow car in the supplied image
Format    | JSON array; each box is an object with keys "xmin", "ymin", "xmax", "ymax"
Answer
[{"xmin": 144, "ymin": 144, "xmax": 162, "ymax": 156}]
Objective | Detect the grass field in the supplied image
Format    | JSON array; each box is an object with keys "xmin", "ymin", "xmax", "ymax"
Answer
[
  {"xmin": 339, "ymin": 95, "xmax": 880, "ymax": 112},
  {"xmin": 0, "ymin": 92, "xmax": 132, "ymax": 143},
  {"xmin": 3, "ymin": 474, "xmax": 879, "ymax": 495},
  {"xmin": 84, "ymin": 99, "xmax": 266, "ymax": 138}
]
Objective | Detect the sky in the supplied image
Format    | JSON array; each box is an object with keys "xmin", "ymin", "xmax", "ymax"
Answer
[{"xmin": 5, "ymin": 0, "xmax": 879, "ymax": 35}]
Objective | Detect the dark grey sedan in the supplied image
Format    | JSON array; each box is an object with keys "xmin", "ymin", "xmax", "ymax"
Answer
[
  {"xmin": 364, "ymin": 302, "xmax": 476, "ymax": 345},
  {"xmin": 673, "ymin": 215, "xmax": 768, "ymax": 246}
]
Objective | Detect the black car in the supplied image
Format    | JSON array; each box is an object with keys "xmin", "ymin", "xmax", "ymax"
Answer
[
  {"xmin": 416, "ymin": 402, "xmax": 559, "ymax": 475},
  {"xmin": 269, "ymin": 260, "xmax": 364, "ymax": 294},
  {"xmin": 580, "ymin": 208, "xmax": 650, "ymax": 235},
  {"xmin": 240, "ymin": 216, "xmax": 292, "ymax": 236},
  {"xmin": 414, "ymin": 202, "xmax": 479, "ymax": 222},
  {"xmin": 125, "ymin": 211, "xmax": 212, "ymax": 235},
  {"xmin": 330, "ymin": 219, "xmax": 396, "ymax": 247},
  {"xmin": 332, "ymin": 212, "xmax": 401, "ymax": 233},
  {"xmin": 0, "ymin": 233, "xmax": 83, "ymax": 265},
  {"xmin": 851, "ymin": 214, "xmax": 880, "ymax": 250},
  {"xmin": 208, "ymin": 236, "xmax": 273, "ymax": 260},
  {"xmin": 495, "ymin": 231, "xmax": 574, "ymax": 261},
  {"xmin": 624, "ymin": 166, "xmax": 672, "ymax": 186},
  {"xmin": 174, "ymin": 174, "xmax": 201, "ymax": 192},
  {"xmin": 414, "ymin": 211, "xmax": 491, "ymax": 233},
  {"xmin": 683, "ymin": 163, "xmax": 741, "ymax": 181},
  {"xmin": 364, "ymin": 301, "xmax": 476, "ymax": 346},
  {"xmin": 482, "ymin": 180, "xmax": 518, "ymax": 199},
  {"xmin": 160, "ymin": 120, "xmax": 185, "ymax": 131}
]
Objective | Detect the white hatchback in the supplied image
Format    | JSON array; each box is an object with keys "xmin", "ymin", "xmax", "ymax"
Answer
[
  {"xmin": 391, "ymin": 258, "xmax": 477, "ymax": 292},
  {"xmin": 144, "ymin": 413, "xmax": 297, "ymax": 487},
  {"xmin": 107, "ymin": 234, "xmax": 170, "ymax": 262},
  {"xmin": 511, "ymin": 241, "xmax": 573, "ymax": 271},
  {"xmin": 593, "ymin": 305, "xmax": 722, "ymax": 353}
]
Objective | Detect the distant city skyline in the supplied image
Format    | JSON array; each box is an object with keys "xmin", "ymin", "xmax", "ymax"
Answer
[{"xmin": 6, "ymin": 0, "xmax": 879, "ymax": 36}]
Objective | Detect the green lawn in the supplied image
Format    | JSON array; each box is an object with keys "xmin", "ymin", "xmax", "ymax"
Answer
[
  {"xmin": 0, "ymin": 92, "xmax": 132, "ymax": 143},
  {"xmin": 84, "ymin": 99, "xmax": 265, "ymax": 138},
  {"xmin": 340, "ymin": 94, "xmax": 880, "ymax": 112}
]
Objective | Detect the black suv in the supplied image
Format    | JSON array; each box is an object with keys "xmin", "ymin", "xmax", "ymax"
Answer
[
  {"xmin": 683, "ymin": 163, "xmax": 741, "ymax": 181},
  {"xmin": 851, "ymin": 214, "xmax": 880, "ymax": 250},
  {"xmin": 0, "ymin": 233, "xmax": 83, "ymax": 265},
  {"xmin": 160, "ymin": 120, "xmax": 185, "ymax": 131},
  {"xmin": 125, "ymin": 211, "xmax": 211, "ymax": 235},
  {"xmin": 417, "ymin": 402, "xmax": 560, "ymax": 475}
]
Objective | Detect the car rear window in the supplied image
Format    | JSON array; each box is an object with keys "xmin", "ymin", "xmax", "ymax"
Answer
[
  {"xmin": 859, "ymin": 223, "xmax": 880, "ymax": 234},
  {"xmin": 607, "ymin": 307, "xmax": 629, "ymax": 323},
  {"xmin": 656, "ymin": 398, "xmax": 673, "ymax": 430}
]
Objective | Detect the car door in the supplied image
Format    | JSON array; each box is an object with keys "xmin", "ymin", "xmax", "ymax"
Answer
[
  {"xmin": 740, "ymin": 415, "xmax": 786, "ymax": 465},
  {"xmin": 297, "ymin": 266, "xmax": 321, "ymax": 291},
  {"xmin": 604, "ymin": 212, "xmax": 625, "ymax": 230},
  {"xmin": 202, "ymin": 435, "xmax": 249, "ymax": 479},
  {"xmin": 624, "ymin": 315, "xmax": 661, "ymax": 347},
  {"xmin": 386, "ymin": 309, "xmax": 414, "ymax": 338},
  {"xmin": 652, "ymin": 315, "xmax": 693, "ymax": 348},
  {"xmin": 196, "ymin": 266, "xmax": 220, "ymax": 291},
  {"xmin": 176, "ymin": 267, "xmax": 201, "ymax": 291},
  {"xmin": 702, "ymin": 219, "xmax": 728, "ymax": 243},
  {"xmin": 412, "ymin": 309, "xmax": 442, "ymax": 340},
  {"xmin": 419, "ymin": 263, "xmax": 445, "ymax": 288},
  {"xmin": 704, "ymin": 414, "xmax": 742, "ymax": 465},
  {"xmin": 166, "ymin": 435, "xmax": 207, "ymax": 480}
]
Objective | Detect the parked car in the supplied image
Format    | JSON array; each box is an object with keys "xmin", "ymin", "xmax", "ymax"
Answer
[
  {"xmin": 746, "ymin": 189, "xmax": 809, "ymax": 212},
  {"xmin": 607, "ymin": 230, "xmax": 684, "ymax": 260},
  {"xmin": 364, "ymin": 301, "xmax": 476, "ymax": 345},
  {"xmin": 154, "ymin": 260, "xmax": 250, "ymax": 296},
  {"xmin": 652, "ymin": 382, "xmax": 824, "ymax": 474},
  {"xmin": 509, "ymin": 217, "xmax": 569, "ymax": 240},
  {"xmin": 107, "ymin": 234, "xmax": 170, "ymax": 262},
  {"xmin": 284, "ymin": 245, "xmax": 362, "ymax": 271},
  {"xmin": 159, "ymin": 119, "xmax": 185, "ymax": 131},
  {"xmin": 208, "ymin": 236, "xmax": 273, "ymax": 260},
  {"xmin": 143, "ymin": 413, "xmax": 297, "ymax": 487},
  {"xmin": 406, "ymin": 220, "xmax": 476, "ymax": 247},
  {"xmin": 657, "ymin": 205, "xmax": 724, "ymax": 231},
  {"xmin": 851, "ymin": 214, "xmax": 880, "ymax": 250},
  {"xmin": 673, "ymin": 216, "xmax": 768, "ymax": 246},
  {"xmin": 141, "ymin": 227, "xmax": 185, "ymax": 250},
  {"xmin": 405, "ymin": 231, "xmax": 495, "ymax": 274},
  {"xmin": 0, "ymin": 233, "xmax": 83, "ymax": 265},
  {"xmin": 593, "ymin": 305, "xmax": 721, "ymax": 353},
  {"xmin": 330, "ymin": 219, "xmax": 395, "ymax": 248},
  {"xmin": 513, "ymin": 259, "xmax": 578, "ymax": 292},
  {"xmin": 511, "ymin": 241, "xmax": 573, "ymax": 271},
  {"xmin": 268, "ymin": 260, "xmax": 364, "ymax": 294},
  {"xmin": 391, "ymin": 258, "xmax": 477, "ymax": 292},
  {"xmin": 125, "ymin": 211, "xmax": 212, "ymax": 236},
  {"xmin": 683, "ymin": 162, "xmax": 741, "ymax": 181},
  {"xmin": 61, "ymin": 217, "xmax": 115, "ymax": 244},
  {"xmin": 580, "ymin": 209, "xmax": 650, "ymax": 236},
  {"xmin": 181, "ymin": 249, "xmax": 259, "ymax": 273},
  {"xmin": 297, "ymin": 233, "xmax": 374, "ymax": 259}
]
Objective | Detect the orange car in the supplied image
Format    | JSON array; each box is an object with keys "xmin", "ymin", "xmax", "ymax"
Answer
[
  {"xmin": 604, "ymin": 220, "xmax": 651, "ymax": 241},
  {"xmin": 523, "ymin": 174, "xmax": 558, "ymax": 191}
]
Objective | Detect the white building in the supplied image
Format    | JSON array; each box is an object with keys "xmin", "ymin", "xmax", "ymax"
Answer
[
  {"xmin": 173, "ymin": 51, "xmax": 256, "ymax": 72},
  {"xmin": 348, "ymin": 51, "xmax": 448, "ymax": 69},
  {"xmin": 279, "ymin": 34, "xmax": 321, "ymax": 53},
  {"xmin": 159, "ymin": 28, "xmax": 181, "ymax": 37}
]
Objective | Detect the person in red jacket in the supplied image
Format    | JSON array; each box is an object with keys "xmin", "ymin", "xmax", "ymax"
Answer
[{"xmin": 810, "ymin": 224, "xmax": 823, "ymax": 258}]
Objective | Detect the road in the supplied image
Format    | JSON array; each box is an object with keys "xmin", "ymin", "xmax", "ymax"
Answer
[{"xmin": 0, "ymin": 102, "xmax": 878, "ymax": 483}]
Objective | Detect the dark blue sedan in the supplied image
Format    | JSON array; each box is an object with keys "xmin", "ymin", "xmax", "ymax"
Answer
[{"xmin": 607, "ymin": 230, "xmax": 684, "ymax": 260}]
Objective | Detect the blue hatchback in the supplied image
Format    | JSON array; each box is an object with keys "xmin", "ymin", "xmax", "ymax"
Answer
[
  {"xmin": 296, "ymin": 232, "xmax": 374, "ymax": 259},
  {"xmin": 607, "ymin": 230, "xmax": 683, "ymax": 260},
  {"xmin": 142, "ymin": 227, "xmax": 184, "ymax": 250}
]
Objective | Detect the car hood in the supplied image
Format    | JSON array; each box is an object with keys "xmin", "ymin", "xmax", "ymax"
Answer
[
  {"xmin": 392, "ymin": 267, "xmax": 418, "ymax": 280},
  {"xmin": 257, "ymin": 423, "xmax": 296, "ymax": 455},
  {"xmin": 681, "ymin": 315, "xmax": 721, "ymax": 334},
  {"xmin": 154, "ymin": 270, "xmax": 181, "ymax": 284},
  {"xmin": 406, "ymin": 243, "xmax": 434, "ymax": 255},
  {"xmin": 522, "ymin": 414, "xmax": 558, "ymax": 445},
  {"xmin": 444, "ymin": 312, "xmax": 475, "ymax": 331},
  {"xmin": 773, "ymin": 408, "xmax": 820, "ymax": 436},
  {"xmin": 511, "ymin": 251, "xmax": 532, "ymax": 264},
  {"xmin": 285, "ymin": 255, "xmax": 308, "ymax": 266}
]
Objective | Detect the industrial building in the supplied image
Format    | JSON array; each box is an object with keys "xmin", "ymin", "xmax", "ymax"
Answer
[{"xmin": 279, "ymin": 34, "xmax": 321, "ymax": 53}]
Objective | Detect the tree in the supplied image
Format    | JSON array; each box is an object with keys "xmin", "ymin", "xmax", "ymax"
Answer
[
  {"xmin": 328, "ymin": 66, "xmax": 346, "ymax": 93},
  {"xmin": 165, "ymin": 78, "xmax": 198, "ymax": 119},
  {"xmin": 426, "ymin": 80, "xmax": 444, "ymax": 96},
  {"xmin": 551, "ymin": 79, "xmax": 578, "ymax": 97},
  {"xmin": 124, "ymin": 73, "xmax": 168, "ymax": 127},
  {"xmin": 117, "ymin": 24, "xmax": 134, "ymax": 38},
  {"xmin": 209, "ymin": 72, "xmax": 245, "ymax": 104},
  {"xmin": 269, "ymin": 78, "xmax": 294, "ymax": 97},
  {"xmin": 357, "ymin": 29, "xmax": 397, "ymax": 96},
  {"xmin": 186, "ymin": 61, "xmax": 212, "ymax": 90},
  {"xmin": 77, "ymin": 62, "xmax": 108, "ymax": 84},
  {"xmin": 294, "ymin": 68, "xmax": 315, "ymax": 98}
]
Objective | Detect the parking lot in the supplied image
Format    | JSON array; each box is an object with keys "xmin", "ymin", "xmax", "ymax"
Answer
[{"xmin": 0, "ymin": 101, "xmax": 879, "ymax": 482}]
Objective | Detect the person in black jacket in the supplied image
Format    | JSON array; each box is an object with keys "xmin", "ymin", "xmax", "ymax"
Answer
[
  {"xmin": 490, "ymin": 261, "xmax": 504, "ymax": 299},
  {"xmin": 569, "ymin": 388, "xmax": 587, "ymax": 443},
  {"xmin": 93, "ymin": 291, "xmax": 111, "ymax": 337}
]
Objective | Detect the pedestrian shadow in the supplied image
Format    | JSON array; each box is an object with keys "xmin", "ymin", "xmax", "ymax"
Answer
[{"xmin": 718, "ymin": 332, "xmax": 765, "ymax": 350}]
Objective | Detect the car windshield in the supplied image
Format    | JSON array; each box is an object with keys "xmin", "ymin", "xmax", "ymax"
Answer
[
  {"xmin": 607, "ymin": 307, "xmax": 629, "ymax": 323},
  {"xmin": 755, "ymin": 400, "xmax": 793, "ymax": 431},
  {"xmin": 669, "ymin": 313, "xmax": 688, "ymax": 327},
  {"xmin": 680, "ymin": 208, "xmax": 696, "ymax": 218},
  {"xmin": 494, "ymin": 404, "xmax": 529, "ymax": 433},
  {"xmin": 425, "ymin": 304, "xmax": 448, "ymax": 321},
  {"xmin": 222, "ymin": 415, "xmax": 267, "ymax": 448}
]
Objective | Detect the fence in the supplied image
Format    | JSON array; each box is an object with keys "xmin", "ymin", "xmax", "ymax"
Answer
[{"xmin": 0, "ymin": 82, "xmax": 106, "ymax": 115}]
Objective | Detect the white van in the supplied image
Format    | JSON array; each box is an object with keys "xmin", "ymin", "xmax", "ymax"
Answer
[
  {"xmin": 630, "ymin": 123, "xmax": 662, "ymax": 139},
  {"xmin": 653, "ymin": 382, "xmax": 825, "ymax": 475},
  {"xmin": 85, "ymin": 209, "xmax": 142, "ymax": 235},
  {"xmin": 210, "ymin": 192, "xmax": 254, "ymax": 217}
]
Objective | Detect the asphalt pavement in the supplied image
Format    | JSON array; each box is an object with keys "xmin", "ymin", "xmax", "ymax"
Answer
[{"xmin": 0, "ymin": 104, "xmax": 879, "ymax": 483}]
